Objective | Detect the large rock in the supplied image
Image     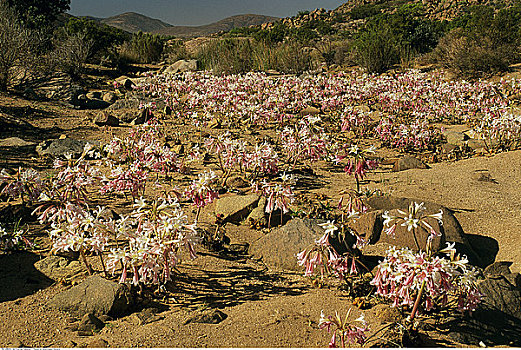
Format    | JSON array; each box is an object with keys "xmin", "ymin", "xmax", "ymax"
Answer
[
  {"xmin": 363, "ymin": 196, "xmax": 481, "ymax": 265},
  {"xmin": 114, "ymin": 76, "xmax": 134, "ymax": 89},
  {"xmin": 214, "ymin": 194, "xmax": 260, "ymax": 224},
  {"xmin": 444, "ymin": 131, "xmax": 467, "ymax": 146},
  {"xmin": 246, "ymin": 197, "xmax": 267, "ymax": 227},
  {"xmin": 36, "ymin": 138, "xmax": 93, "ymax": 159},
  {"xmin": 300, "ymin": 106, "xmax": 321, "ymax": 115},
  {"xmin": 94, "ymin": 111, "xmax": 120, "ymax": 127},
  {"xmin": 164, "ymin": 60, "xmax": 197, "ymax": 74},
  {"xmin": 448, "ymin": 266, "xmax": 521, "ymax": 346},
  {"xmin": 34, "ymin": 256, "xmax": 84, "ymax": 281},
  {"xmin": 249, "ymin": 218, "xmax": 324, "ymax": 271},
  {"xmin": 392, "ymin": 156, "xmax": 429, "ymax": 172},
  {"xmin": 49, "ymin": 275, "xmax": 133, "ymax": 317}
]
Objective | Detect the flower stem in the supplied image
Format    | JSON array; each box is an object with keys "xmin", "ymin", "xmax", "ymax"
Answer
[
  {"xmin": 410, "ymin": 280, "xmax": 426, "ymax": 321},
  {"xmin": 80, "ymin": 249, "xmax": 93, "ymax": 275}
]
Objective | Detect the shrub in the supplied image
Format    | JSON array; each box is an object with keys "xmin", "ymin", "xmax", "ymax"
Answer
[
  {"xmin": 53, "ymin": 31, "xmax": 93, "ymax": 77},
  {"xmin": 119, "ymin": 32, "xmax": 165, "ymax": 64},
  {"xmin": 197, "ymin": 38, "xmax": 253, "ymax": 74},
  {"xmin": 164, "ymin": 39, "xmax": 191, "ymax": 64},
  {"xmin": 352, "ymin": 22, "xmax": 399, "ymax": 73},
  {"xmin": 432, "ymin": 28, "xmax": 516, "ymax": 76},
  {"xmin": 0, "ymin": 0, "xmax": 38, "ymax": 91}
]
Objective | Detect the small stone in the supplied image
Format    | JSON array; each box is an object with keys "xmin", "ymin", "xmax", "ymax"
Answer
[
  {"xmin": 467, "ymin": 139, "xmax": 486, "ymax": 150},
  {"xmin": 247, "ymin": 197, "xmax": 267, "ymax": 227},
  {"xmin": 225, "ymin": 175, "xmax": 249, "ymax": 189},
  {"xmin": 132, "ymin": 108, "xmax": 154, "ymax": 125},
  {"xmin": 103, "ymin": 92, "xmax": 116, "ymax": 103},
  {"xmin": 184, "ymin": 309, "xmax": 227, "ymax": 324},
  {"xmin": 78, "ymin": 313, "xmax": 105, "ymax": 332},
  {"xmin": 392, "ymin": 156, "xmax": 428, "ymax": 172},
  {"xmin": 0, "ymin": 137, "xmax": 35, "ymax": 148},
  {"xmin": 86, "ymin": 91, "xmax": 102, "ymax": 100},
  {"xmin": 441, "ymin": 143, "xmax": 457, "ymax": 154},
  {"xmin": 172, "ymin": 144, "xmax": 184, "ymax": 154}
]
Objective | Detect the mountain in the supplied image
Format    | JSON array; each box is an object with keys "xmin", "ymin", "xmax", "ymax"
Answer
[
  {"xmin": 97, "ymin": 12, "xmax": 278, "ymax": 38},
  {"xmin": 101, "ymin": 12, "xmax": 172, "ymax": 33},
  {"xmin": 155, "ymin": 14, "xmax": 279, "ymax": 38}
]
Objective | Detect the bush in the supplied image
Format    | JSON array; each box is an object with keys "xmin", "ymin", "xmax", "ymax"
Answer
[
  {"xmin": 197, "ymin": 38, "xmax": 253, "ymax": 74},
  {"xmin": 349, "ymin": 4, "xmax": 381, "ymax": 20},
  {"xmin": 432, "ymin": 28, "xmax": 516, "ymax": 76},
  {"xmin": 353, "ymin": 22, "xmax": 399, "ymax": 73},
  {"xmin": 0, "ymin": 0, "xmax": 38, "ymax": 91},
  {"xmin": 119, "ymin": 32, "xmax": 165, "ymax": 64},
  {"xmin": 164, "ymin": 39, "xmax": 191, "ymax": 64},
  {"xmin": 53, "ymin": 31, "xmax": 93, "ymax": 77},
  {"xmin": 61, "ymin": 17, "xmax": 129, "ymax": 63}
]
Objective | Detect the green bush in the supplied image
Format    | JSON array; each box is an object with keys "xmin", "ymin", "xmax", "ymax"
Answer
[
  {"xmin": 53, "ymin": 31, "xmax": 93, "ymax": 77},
  {"xmin": 349, "ymin": 4, "xmax": 381, "ymax": 20},
  {"xmin": 197, "ymin": 38, "xmax": 254, "ymax": 74},
  {"xmin": 352, "ymin": 22, "xmax": 400, "ymax": 73},
  {"xmin": 119, "ymin": 32, "xmax": 165, "ymax": 64}
]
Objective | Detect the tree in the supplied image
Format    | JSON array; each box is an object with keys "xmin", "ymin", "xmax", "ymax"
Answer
[{"xmin": 6, "ymin": 0, "xmax": 70, "ymax": 28}]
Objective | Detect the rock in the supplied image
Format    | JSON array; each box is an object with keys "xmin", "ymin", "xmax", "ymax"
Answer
[
  {"xmin": 34, "ymin": 256, "xmax": 84, "ymax": 281},
  {"xmin": 377, "ymin": 208, "xmax": 445, "ymax": 252},
  {"xmin": 36, "ymin": 138, "xmax": 92, "ymax": 159},
  {"xmin": 0, "ymin": 137, "xmax": 35, "ymax": 150},
  {"xmin": 132, "ymin": 108, "xmax": 154, "ymax": 125},
  {"xmin": 78, "ymin": 313, "xmax": 105, "ymax": 332},
  {"xmin": 444, "ymin": 131, "xmax": 467, "ymax": 146},
  {"xmin": 349, "ymin": 210, "xmax": 383, "ymax": 244},
  {"xmin": 472, "ymin": 171, "xmax": 497, "ymax": 183},
  {"xmin": 86, "ymin": 338, "xmax": 109, "ymax": 348},
  {"xmin": 392, "ymin": 156, "xmax": 429, "ymax": 172},
  {"xmin": 441, "ymin": 143, "xmax": 457, "ymax": 154},
  {"xmin": 103, "ymin": 92, "xmax": 116, "ymax": 103},
  {"xmin": 164, "ymin": 59, "xmax": 197, "ymax": 74},
  {"xmin": 113, "ymin": 109, "xmax": 135, "ymax": 123},
  {"xmin": 467, "ymin": 139, "xmax": 486, "ymax": 150},
  {"xmin": 49, "ymin": 275, "xmax": 133, "ymax": 317},
  {"xmin": 247, "ymin": 197, "xmax": 267, "ymax": 227},
  {"xmin": 363, "ymin": 196, "xmax": 481, "ymax": 265},
  {"xmin": 129, "ymin": 307, "xmax": 163, "ymax": 325},
  {"xmin": 484, "ymin": 261, "xmax": 512, "ymax": 277},
  {"xmin": 84, "ymin": 98, "xmax": 110, "ymax": 110},
  {"xmin": 171, "ymin": 144, "xmax": 184, "ymax": 154},
  {"xmin": 214, "ymin": 194, "xmax": 260, "ymax": 224},
  {"xmin": 225, "ymin": 175, "xmax": 249, "ymax": 189},
  {"xmin": 94, "ymin": 111, "xmax": 120, "ymax": 127},
  {"xmin": 300, "ymin": 106, "xmax": 321, "ymax": 115},
  {"xmin": 249, "ymin": 218, "xmax": 325, "ymax": 271},
  {"xmin": 114, "ymin": 76, "xmax": 134, "ymax": 89},
  {"xmin": 163, "ymin": 105, "xmax": 172, "ymax": 115},
  {"xmin": 86, "ymin": 91, "xmax": 102, "ymax": 100},
  {"xmin": 449, "ymin": 274, "xmax": 521, "ymax": 346},
  {"xmin": 184, "ymin": 309, "xmax": 227, "ymax": 324}
]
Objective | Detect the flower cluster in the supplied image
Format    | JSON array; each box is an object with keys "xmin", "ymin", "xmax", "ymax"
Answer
[
  {"xmin": 0, "ymin": 167, "xmax": 42, "ymax": 202},
  {"xmin": 319, "ymin": 309, "xmax": 369, "ymax": 348},
  {"xmin": 370, "ymin": 244, "xmax": 482, "ymax": 313},
  {"xmin": 279, "ymin": 120, "xmax": 330, "ymax": 167},
  {"xmin": 184, "ymin": 170, "xmax": 219, "ymax": 209},
  {"xmin": 0, "ymin": 224, "xmax": 32, "ymax": 251}
]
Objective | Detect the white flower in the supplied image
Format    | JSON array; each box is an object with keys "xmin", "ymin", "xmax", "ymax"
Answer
[{"xmin": 318, "ymin": 220, "xmax": 338, "ymax": 235}]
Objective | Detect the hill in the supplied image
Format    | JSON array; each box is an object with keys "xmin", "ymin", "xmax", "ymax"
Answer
[
  {"xmin": 100, "ymin": 12, "xmax": 172, "ymax": 33},
  {"xmin": 155, "ymin": 14, "xmax": 279, "ymax": 38}
]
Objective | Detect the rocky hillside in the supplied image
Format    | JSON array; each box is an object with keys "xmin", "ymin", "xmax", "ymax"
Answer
[
  {"xmin": 155, "ymin": 14, "xmax": 279, "ymax": 38},
  {"xmin": 100, "ymin": 12, "xmax": 172, "ymax": 33}
]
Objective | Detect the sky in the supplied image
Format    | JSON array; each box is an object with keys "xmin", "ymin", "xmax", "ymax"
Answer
[{"xmin": 69, "ymin": 0, "xmax": 348, "ymax": 26}]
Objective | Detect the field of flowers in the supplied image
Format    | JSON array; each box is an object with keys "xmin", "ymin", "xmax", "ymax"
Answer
[{"xmin": 2, "ymin": 68, "xmax": 521, "ymax": 347}]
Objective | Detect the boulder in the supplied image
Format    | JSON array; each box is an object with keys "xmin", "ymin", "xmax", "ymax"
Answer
[
  {"xmin": 247, "ymin": 197, "xmax": 267, "ymax": 227},
  {"xmin": 448, "ymin": 272, "xmax": 521, "ymax": 346},
  {"xmin": 94, "ymin": 111, "xmax": 120, "ymax": 127},
  {"xmin": 363, "ymin": 196, "xmax": 481, "ymax": 265},
  {"xmin": 49, "ymin": 275, "xmax": 133, "ymax": 317},
  {"xmin": 300, "ymin": 106, "xmax": 321, "ymax": 115},
  {"xmin": 83, "ymin": 98, "xmax": 110, "ymax": 110},
  {"xmin": 36, "ymin": 138, "xmax": 92, "ymax": 159},
  {"xmin": 249, "ymin": 218, "xmax": 324, "ymax": 271},
  {"xmin": 34, "ymin": 256, "xmax": 84, "ymax": 281},
  {"xmin": 392, "ymin": 156, "xmax": 429, "ymax": 172},
  {"xmin": 214, "ymin": 194, "xmax": 260, "ymax": 224},
  {"xmin": 444, "ymin": 131, "xmax": 467, "ymax": 146},
  {"xmin": 164, "ymin": 59, "xmax": 197, "ymax": 74},
  {"xmin": 114, "ymin": 76, "xmax": 134, "ymax": 89}
]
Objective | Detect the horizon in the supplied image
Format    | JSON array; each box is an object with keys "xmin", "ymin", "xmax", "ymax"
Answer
[{"xmin": 68, "ymin": 0, "xmax": 347, "ymax": 26}]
